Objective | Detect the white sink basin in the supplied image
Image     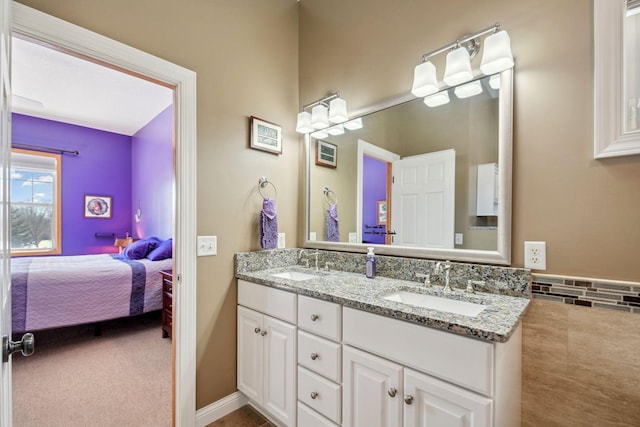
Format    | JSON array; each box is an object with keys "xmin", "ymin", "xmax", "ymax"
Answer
[
  {"xmin": 382, "ymin": 290, "xmax": 486, "ymax": 317},
  {"xmin": 271, "ymin": 271, "xmax": 318, "ymax": 281}
]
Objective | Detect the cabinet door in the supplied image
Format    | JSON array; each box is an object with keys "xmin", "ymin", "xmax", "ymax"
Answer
[
  {"xmin": 237, "ymin": 306, "xmax": 264, "ymax": 404},
  {"xmin": 404, "ymin": 368, "xmax": 492, "ymax": 427},
  {"xmin": 343, "ymin": 346, "xmax": 403, "ymax": 427},
  {"xmin": 263, "ymin": 315, "xmax": 297, "ymax": 426}
]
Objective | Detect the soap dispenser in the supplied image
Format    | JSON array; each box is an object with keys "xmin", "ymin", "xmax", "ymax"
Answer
[{"xmin": 365, "ymin": 247, "xmax": 376, "ymax": 279}]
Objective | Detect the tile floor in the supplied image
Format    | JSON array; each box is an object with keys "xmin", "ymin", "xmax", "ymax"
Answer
[{"xmin": 207, "ymin": 405, "xmax": 275, "ymax": 427}]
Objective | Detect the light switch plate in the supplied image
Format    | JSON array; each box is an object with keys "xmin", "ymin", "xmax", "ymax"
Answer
[
  {"xmin": 197, "ymin": 236, "xmax": 217, "ymax": 256},
  {"xmin": 349, "ymin": 232, "xmax": 357, "ymax": 244},
  {"xmin": 277, "ymin": 233, "xmax": 285, "ymax": 249},
  {"xmin": 309, "ymin": 232, "xmax": 317, "ymax": 241},
  {"xmin": 455, "ymin": 233, "xmax": 463, "ymax": 245}
]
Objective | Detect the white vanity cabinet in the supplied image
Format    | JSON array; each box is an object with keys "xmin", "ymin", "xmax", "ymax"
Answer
[
  {"xmin": 237, "ymin": 280, "xmax": 297, "ymax": 426},
  {"xmin": 296, "ymin": 295, "xmax": 343, "ymax": 427},
  {"xmin": 342, "ymin": 307, "xmax": 521, "ymax": 427}
]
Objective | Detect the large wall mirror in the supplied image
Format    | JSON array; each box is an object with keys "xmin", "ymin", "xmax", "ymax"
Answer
[{"xmin": 303, "ymin": 69, "xmax": 513, "ymax": 264}]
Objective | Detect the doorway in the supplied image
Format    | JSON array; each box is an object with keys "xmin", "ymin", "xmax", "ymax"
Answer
[{"xmin": 5, "ymin": 3, "xmax": 197, "ymax": 426}]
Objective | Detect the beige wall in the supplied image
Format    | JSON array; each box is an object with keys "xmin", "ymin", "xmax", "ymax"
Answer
[
  {"xmin": 16, "ymin": 0, "xmax": 300, "ymax": 408},
  {"xmin": 300, "ymin": 0, "xmax": 640, "ymax": 282}
]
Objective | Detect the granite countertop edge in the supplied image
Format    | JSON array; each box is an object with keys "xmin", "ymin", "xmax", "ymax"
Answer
[{"xmin": 236, "ymin": 266, "xmax": 530, "ymax": 344}]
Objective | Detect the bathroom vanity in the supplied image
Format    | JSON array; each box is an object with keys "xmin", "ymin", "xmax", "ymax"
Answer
[{"xmin": 235, "ymin": 250, "xmax": 529, "ymax": 427}]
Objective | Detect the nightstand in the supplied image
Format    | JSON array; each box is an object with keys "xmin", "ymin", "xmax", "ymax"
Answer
[{"xmin": 160, "ymin": 270, "xmax": 173, "ymax": 338}]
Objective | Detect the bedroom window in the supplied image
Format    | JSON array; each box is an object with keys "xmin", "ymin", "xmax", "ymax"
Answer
[{"xmin": 10, "ymin": 149, "xmax": 62, "ymax": 256}]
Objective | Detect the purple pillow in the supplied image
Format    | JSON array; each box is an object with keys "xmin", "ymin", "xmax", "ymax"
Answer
[
  {"xmin": 147, "ymin": 238, "xmax": 172, "ymax": 261},
  {"xmin": 120, "ymin": 237, "xmax": 161, "ymax": 260}
]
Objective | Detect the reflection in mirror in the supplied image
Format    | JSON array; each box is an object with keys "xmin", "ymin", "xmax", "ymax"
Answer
[{"xmin": 305, "ymin": 70, "xmax": 512, "ymax": 264}]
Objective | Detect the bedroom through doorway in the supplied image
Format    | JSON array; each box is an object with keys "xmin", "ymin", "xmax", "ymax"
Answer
[{"xmin": 9, "ymin": 33, "xmax": 176, "ymax": 426}]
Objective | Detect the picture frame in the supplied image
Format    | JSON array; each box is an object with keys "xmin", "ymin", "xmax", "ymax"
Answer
[
  {"xmin": 250, "ymin": 116, "xmax": 282, "ymax": 155},
  {"xmin": 377, "ymin": 200, "xmax": 387, "ymax": 225},
  {"xmin": 84, "ymin": 194, "xmax": 112, "ymax": 219},
  {"xmin": 315, "ymin": 140, "xmax": 338, "ymax": 168}
]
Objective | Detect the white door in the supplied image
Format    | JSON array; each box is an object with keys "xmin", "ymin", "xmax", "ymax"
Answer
[
  {"xmin": 263, "ymin": 315, "xmax": 296, "ymax": 426},
  {"xmin": 392, "ymin": 149, "xmax": 455, "ymax": 248},
  {"xmin": 403, "ymin": 368, "xmax": 492, "ymax": 427},
  {"xmin": 0, "ymin": 0, "xmax": 12, "ymax": 424},
  {"xmin": 343, "ymin": 346, "xmax": 403, "ymax": 427},
  {"xmin": 237, "ymin": 306, "xmax": 264, "ymax": 404}
]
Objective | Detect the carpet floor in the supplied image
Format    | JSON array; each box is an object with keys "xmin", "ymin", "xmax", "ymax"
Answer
[{"xmin": 11, "ymin": 311, "xmax": 172, "ymax": 427}]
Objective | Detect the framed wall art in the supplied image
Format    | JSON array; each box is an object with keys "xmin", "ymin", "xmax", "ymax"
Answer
[
  {"xmin": 250, "ymin": 116, "xmax": 282, "ymax": 155},
  {"xmin": 84, "ymin": 194, "xmax": 112, "ymax": 219},
  {"xmin": 315, "ymin": 140, "xmax": 337, "ymax": 168}
]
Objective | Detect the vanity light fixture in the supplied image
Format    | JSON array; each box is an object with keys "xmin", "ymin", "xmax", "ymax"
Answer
[
  {"xmin": 424, "ymin": 90, "xmax": 450, "ymax": 107},
  {"xmin": 310, "ymin": 129, "xmax": 329, "ymax": 139},
  {"xmin": 296, "ymin": 92, "xmax": 350, "ymax": 134},
  {"xmin": 343, "ymin": 118, "xmax": 363, "ymax": 130},
  {"xmin": 454, "ymin": 80, "xmax": 483, "ymax": 99},
  {"xmin": 411, "ymin": 23, "xmax": 513, "ymax": 102},
  {"xmin": 327, "ymin": 124, "xmax": 345, "ymax": 136},
  {"xmin": 489, "ymin": 74, "xmax": 501, "ymax": 90}
]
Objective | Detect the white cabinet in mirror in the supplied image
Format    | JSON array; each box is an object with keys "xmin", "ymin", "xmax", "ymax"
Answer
[{"xmin": 304, "ymin": 69, "xmax": 513, "ymax": 265}]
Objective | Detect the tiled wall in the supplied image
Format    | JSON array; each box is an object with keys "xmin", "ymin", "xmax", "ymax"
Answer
[{"xmin": 532, "ymin": 274, "xmax": 640, "ymax": 314}]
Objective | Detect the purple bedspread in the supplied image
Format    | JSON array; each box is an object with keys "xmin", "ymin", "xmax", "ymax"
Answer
[{"xmin": 11, "ymin": 254, "xmax": 172, "ymax": 333}]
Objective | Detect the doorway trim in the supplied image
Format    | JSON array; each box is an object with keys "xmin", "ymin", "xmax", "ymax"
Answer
[
  {"xmin": 12, "ymin": 4, "xmax": 197, "ymax": 426},
  {"xmin": 356, "ymin": 140, "xmax": 400, "ymax": 244}
]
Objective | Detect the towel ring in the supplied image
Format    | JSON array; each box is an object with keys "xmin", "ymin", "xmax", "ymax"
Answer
[
  {"xmin": 323, "ymin": 187, "xmax": 337, "ymax": 205},
  {"xmin": 258, "ymin": 177, "xmax": 277, "ymax": 199}
]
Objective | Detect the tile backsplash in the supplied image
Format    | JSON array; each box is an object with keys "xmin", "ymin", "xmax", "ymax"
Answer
[{"xmin": 532, "ymin": 274, "xmax": 640, "ymax": 314}]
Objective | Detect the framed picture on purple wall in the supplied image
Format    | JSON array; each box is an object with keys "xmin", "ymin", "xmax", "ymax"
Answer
[
  {"xmin": 377, "ymin": 200, "xmax": 387, "ymax": 225},
  {"xmin": 250, "ymin": 116, "xmax": 282, "ymax": 155},
  {"xmin": 84, "ymin": 195, "xmax": 112, "ymax": 219},
  {"xmin": 316, "ymin": 140, "xmax": 337, "ymax": 168}
]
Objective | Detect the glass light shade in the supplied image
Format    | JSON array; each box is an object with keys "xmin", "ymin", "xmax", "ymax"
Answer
[
  {"xmin": 328, "ymin": 97, "xmax": 349, "ymax": 123},
  {"xmin": 327, "ymin": 124, "xmax": 345, "ymax": 136},
  {"xmin": 344, "ymin": 118, "xmax": 363, "ymax": 130},
  {"xmin": 443, "ymin": 47, "xmax": 473, "ymax": 86},
  {"xmin": 311, "ymin": 104, "xmax": 330, "ymax": 129},
  {"xmin": 295, "ymin": 111, "xmax": 314, "ymax": 134},
  {"xmin": 489, "ymin": 74, "xmax": 501, "ymax": 90},
  {"xmin": 411, "ymin": 61, "xmax": 439, "ymax": 97},
  {"xmin": 480, "ymin": 30, "xmax": 514, "ymax": 75},
  {"xmin": 454, "ymin": 80, "xmax": 483, "ymax": 99},
  {"xmin": 423, "ymin": 91, "xmax": 450, "ymax": 107},
  {"xmin": 310, "ymin": 129, "xmax": 329, "ymax": 139}
]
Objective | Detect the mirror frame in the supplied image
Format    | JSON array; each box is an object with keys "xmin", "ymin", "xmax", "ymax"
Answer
[{"xmin": 303, "ymin": 68, "xmax": 513, "ymax": 265}]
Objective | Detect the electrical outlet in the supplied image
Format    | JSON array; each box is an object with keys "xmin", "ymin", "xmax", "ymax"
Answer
[
  {"xmin": 197, "ymin": 235, "xmax": 217, "ymax": 256},
  {"xmin": 524, "ymin": 241, "xmax": 546, "ymax": 270},
  {"xmin": 309, "ymin": 232, "xmax": 317, "ymax": 241},
  {"xmin": 277, "ymin": 233, "xmax": 286, "ymax": 249},
  {"xmin": 349, "ymin": 232, "xmax": 357, "ymax": 244},
  {"xmin": 455, "ymin": 233, "xmax": 463, "ymax": 245}
]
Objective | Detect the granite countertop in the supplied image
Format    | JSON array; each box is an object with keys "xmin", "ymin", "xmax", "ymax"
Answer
[{"xmin": 236, "ymin": 265, "xmax": 530, "ymax": 343}]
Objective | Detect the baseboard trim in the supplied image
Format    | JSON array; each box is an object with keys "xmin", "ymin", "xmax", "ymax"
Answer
[{"xmin": 195, "ymin": 391, "xmax": 248, "ymax": 427}]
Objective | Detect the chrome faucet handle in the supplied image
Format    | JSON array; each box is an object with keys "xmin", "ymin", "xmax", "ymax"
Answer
[{"xmin": 415, "ymin": 272, "xmax": 431, "ymax": 286}]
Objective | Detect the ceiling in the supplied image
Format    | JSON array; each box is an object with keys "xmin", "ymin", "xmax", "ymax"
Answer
[{"xmin": 11, "ymin": 37, "xmax": 174, "ymax": 136}]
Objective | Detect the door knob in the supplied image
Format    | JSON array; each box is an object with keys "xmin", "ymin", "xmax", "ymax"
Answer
[{"xmin": 3, "ymin": 333, "xmax": 35, "ymax": 363}]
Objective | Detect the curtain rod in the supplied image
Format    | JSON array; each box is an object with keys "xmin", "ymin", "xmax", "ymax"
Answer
[{"xmin": 12, "ymin": 143, "xmax": 79, "ymax": 156}]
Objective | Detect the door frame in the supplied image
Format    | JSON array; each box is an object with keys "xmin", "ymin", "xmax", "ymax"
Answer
[
  {"xmin": 12, "ymin": 4, "xmax": 197, "ymax": 426},
  {"xmin": 356, "ymin": 139, "xmax": 400, "ymax": 244}
]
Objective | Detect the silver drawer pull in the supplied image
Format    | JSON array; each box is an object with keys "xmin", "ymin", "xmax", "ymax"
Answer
[
  {"xmin": 310, "ymin": 391, "xmax": 319, "ymax": 399},
  {"xmin": 387, "ymin": 387, "xmax": 397, "ymax": 397},
  {"xmin": 254, "ymin": 327, "xmax": 261, "ymax": 334},
  {"xmin": 404, "ymin": 395, "xmax": 414, "ymax": 405},
  {"xmin": 311, "ymin": 314, "xmax": 320, "ymax": 321},
  {"xmin": 310, "ymin": 353, "xmax": 319, "ymax": 360},
  {"xmin": 260, "ymin": 330, "xmax": 268, "ymax": 336}
]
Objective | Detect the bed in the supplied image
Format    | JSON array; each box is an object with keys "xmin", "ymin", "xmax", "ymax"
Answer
[{"xmin": 11, "ymin": 254, "xmax": 173, "ymax": 333}]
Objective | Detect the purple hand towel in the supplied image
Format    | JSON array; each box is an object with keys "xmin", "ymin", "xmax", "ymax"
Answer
[
  {"xmin": 326, "ymin": 203, "xmax": 340, "ymax": 242},
  {"xmin": 260, "ymin": 198, "xmax": 278, "ymax": 249}
]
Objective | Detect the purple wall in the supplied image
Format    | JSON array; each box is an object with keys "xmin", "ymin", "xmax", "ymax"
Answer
[
  {"xmin": 12, "ymin": 114, "xmax": 132, "ymax": 255},
  {"xmin": 362, "ymin": 155, "xmax": 387, "ymax": 244},
  {"xmin": 131, "ymin": 106, "xmax": 173, "ymax": 240}
]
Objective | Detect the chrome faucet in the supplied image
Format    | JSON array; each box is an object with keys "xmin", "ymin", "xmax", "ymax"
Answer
[
  {"xmin": 299, "ymin": 249, "xmax": 320, "ymax": 272},
  {"xmin": 434, "ymin": 260, "xmax": 452, "ymax": 292}
]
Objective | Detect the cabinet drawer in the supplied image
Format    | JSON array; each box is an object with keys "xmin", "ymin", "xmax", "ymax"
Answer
[
  {"xmin": 298, "ymin": 367, "xmax": 341, "ymax": 424},
  {"xmin": 343, "ymin": 307, "xmax": 495, "ymax": 396},
  {"xmin": 298, "ymin": 402, "xmax": 340, "ymax": 427},
  {"xmin": 163, "ymin": 292, "xmax": 172, "ymax": 310},
  {"xmin": 163, "ymin": 279, "xmax": 172, "ymax": 294},
  {"xmin": 298, "ymin": 295, "xmax": 341, "ymax": 341},
  {"xmin": 238, "ymin": 280, "xmax": 297, "ymax": 323},
  {"xmin": 298, "ymin": 331, "xmax": 342, "ymax": 383}
]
